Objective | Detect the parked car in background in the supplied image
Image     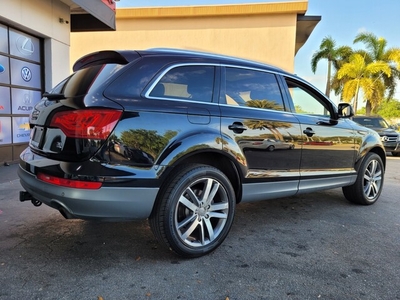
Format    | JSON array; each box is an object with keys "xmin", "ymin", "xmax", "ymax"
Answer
[
  {"xmin": 238, "ymin": 138, "xmax": 294, "ymax": 151},
  {"xmin": 352, "ymin": 116, "xmax": 400, "ymax": 157},
  {"xmin": 18, "ymin": 49, "xmax": 386, "ymax": 258}
]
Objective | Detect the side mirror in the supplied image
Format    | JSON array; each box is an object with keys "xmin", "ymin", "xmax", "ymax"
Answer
[{"xmin": 337, "ymin": 103, "xmax": 354, "ymax": 119}]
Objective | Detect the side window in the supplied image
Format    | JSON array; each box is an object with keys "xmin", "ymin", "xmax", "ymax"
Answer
[
  {"xmin": 224, "ymin": 67, "xmax": 284, "ymax": 111},
  {"xmin": 285, "ymin": 79, "xmax": 330, "ymax": 117},
  {"xmin": 149, "ymin": 65, "xmax": 215, "ymax": 102}
]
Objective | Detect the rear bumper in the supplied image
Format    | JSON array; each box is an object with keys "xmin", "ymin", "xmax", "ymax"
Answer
[{"xmin": 18, "ymin": 165, "xmax": 158, "ymax": 221}]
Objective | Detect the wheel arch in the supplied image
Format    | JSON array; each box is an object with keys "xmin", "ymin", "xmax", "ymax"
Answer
[
  {"xmin": 368, "ymin": 146, "xmax": 386, "ymax": 169},
  {"xmin": 357, "ymin": 145, "xmax": 386, "ymax": 171},
  {"xmin": 156, "ymin": 150, "xmax": 243, "ymax": 206},
  {"xmin": 356, "ymin": 130, "xmax": 386, "ymax": 171}
]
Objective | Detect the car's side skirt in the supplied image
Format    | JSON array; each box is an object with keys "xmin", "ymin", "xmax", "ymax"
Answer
[
  {"xmin": 297, "ymin": 174, "xmax": 357, "ymax": 194},
  {"xmin": 241, "ymin": 180, "xmax": 298, "ymax": 202},
  {"xmin": 241, "ymin": 173, "xmax": 357, "ymax": 203}
]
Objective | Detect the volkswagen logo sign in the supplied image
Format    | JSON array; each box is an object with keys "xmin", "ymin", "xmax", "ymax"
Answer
[{"xmin": 21, "ymin": 67, "xmax": 32, "ymax": 82}]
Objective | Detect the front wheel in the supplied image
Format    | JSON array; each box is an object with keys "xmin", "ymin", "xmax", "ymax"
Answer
[
  {"xmin": 267, "ymin": 145, "xmax": 275, "ymax": 152},
  {"xmin": 149, "ymin": 164, "xmax": 236, "ymax": 258},
  {"xmin": 342, "ymin": 152, "xmax": 384, "ymax": 205}
]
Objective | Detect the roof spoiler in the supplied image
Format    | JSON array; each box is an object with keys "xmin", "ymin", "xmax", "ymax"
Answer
[{"xmin": 72, "ymin": 50, "xmax": 141, "ymax": 72}]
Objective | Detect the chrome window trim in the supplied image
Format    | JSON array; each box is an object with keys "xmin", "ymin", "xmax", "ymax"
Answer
[
  {"xmin": 144, "ymin": 61, "xmax": 328, "ymax": 117},
  {"xmin": 145, "ymin": 63, "xmax": 218, "ymax": 101},
  {"xmin": 145, "ymin": 62, "xmax": 291, "ymax": 100}
]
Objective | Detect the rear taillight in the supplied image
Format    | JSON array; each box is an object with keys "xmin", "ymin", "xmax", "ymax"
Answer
[
  {"xmin": 37, "ymin": 172, "xmax": 102, "ymax": 189},
  {"xmin": 50, "ymin": 109, "xmax": 122, "ymax": 139}
]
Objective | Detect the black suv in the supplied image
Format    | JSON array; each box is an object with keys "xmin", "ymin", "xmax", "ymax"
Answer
[
  {"xmin": 19, "ymin": 49, "xmax": 386, "ymax": 257},
  {"xmin": 352, "ymin": 115, "xmax": 400, "ymax": 156}
]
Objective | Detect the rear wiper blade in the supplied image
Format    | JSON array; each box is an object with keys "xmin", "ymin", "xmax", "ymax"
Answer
[{"xmin": 42, "ymin": 92, "xmax": 65, "ymax": 100}]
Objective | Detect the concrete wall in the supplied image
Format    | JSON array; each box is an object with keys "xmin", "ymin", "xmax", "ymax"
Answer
[{"xmin": 71, "ymin": 2, "xmax": 307, "ymax": 73}]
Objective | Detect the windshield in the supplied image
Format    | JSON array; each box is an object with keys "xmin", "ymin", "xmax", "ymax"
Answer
[{"xmin": 354, "ymin": 117, "xmax": 390, "ymax": 129}]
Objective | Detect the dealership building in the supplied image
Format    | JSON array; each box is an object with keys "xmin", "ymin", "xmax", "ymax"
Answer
[{"xmin": 0, "ymin": 0, "xmax": 319, "ymax": 165}]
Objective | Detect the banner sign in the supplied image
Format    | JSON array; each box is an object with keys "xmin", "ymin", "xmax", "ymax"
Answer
[
  {"xmin": 0, "ymin": 117, "xmax": 12, "ymax": 144},
  {"xmin": 0, "ymin": 86, "xmax": 11, "ymax": 114},
  {"xmin": 9, "ymin": 28, "xmax": 41, "ymax": 62},
  {"xmin": 12, "ymin": 116, "xmax": 30, "ymax": 143},
  {"xmin": 10, "ymin": 58, "xmax": 41, "ymax": 89},
  {"xmin": 11, "ymin": 88, "xmax": 41, "ymax": 114}
]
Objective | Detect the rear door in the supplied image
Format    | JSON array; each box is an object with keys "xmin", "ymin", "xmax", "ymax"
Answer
[{"xmin": 105, "ymin": 62, "xmax": 222, "ymax": 166}]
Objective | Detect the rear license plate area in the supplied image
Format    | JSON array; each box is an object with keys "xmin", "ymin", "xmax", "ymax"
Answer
[{"xmin": 30, "ymin": 126, "xmax": 44, "ymax": 148}]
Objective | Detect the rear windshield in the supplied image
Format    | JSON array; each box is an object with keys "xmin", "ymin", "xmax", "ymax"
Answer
[{"xmin": 50, "ymin": 64, "xmax": 125, "ymax": 97}]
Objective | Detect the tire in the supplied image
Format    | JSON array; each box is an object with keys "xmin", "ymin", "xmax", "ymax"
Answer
[
  {"xmin": 267, "ymin": 145, "xmax": 275, "ymax": 152},
  {"xmin": 342, "ymin": 152, "xmax": 384, "ymax": 205},
  {"xmin": 149, "ymin": 164, "xmax": 236, "ymax": 258},
  {"xmin": 391, "ymin": 152, "xmax": 399, "ymax": 157}
]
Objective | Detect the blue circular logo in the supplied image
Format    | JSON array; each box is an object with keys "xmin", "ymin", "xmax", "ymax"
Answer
[{"xmin": 0, "ymin": 64, "xmax": 5, "ymax": 73}]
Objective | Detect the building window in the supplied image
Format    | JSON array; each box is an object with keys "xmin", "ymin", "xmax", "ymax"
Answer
[{"xmin": 0, "ymin": 23, "xmax": 43, "ymax": 161}]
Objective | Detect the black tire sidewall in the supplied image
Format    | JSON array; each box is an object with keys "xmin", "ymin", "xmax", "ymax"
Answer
[
  {"xmin": 162, "ymin": 165, "xmax": 236, "ymax": 257},
  {"xmin": 362, "ymin": 153, "xmax": 384, "ymax": 204},
  {"xmin": 344, "ymin": 152, "xmax": 384, "ymax": 205}
]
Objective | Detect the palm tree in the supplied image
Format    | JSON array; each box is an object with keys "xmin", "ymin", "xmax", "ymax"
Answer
[
  {"xmin": 311, "ymin": 36, "xmax": 352, "ymax": 97},
  {"xmin": 244, "ymin": 99, "xmax": 292, "ymax": 141},
  {"xmin": 337, "ymin": 53, "xmax": 391, "ymax": 114},
  {"xmin": 354, "ymin": 32, "xmax": 400, "ymax": 101}
]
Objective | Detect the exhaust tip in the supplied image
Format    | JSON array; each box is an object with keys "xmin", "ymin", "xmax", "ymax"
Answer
[
  {"xmin": 31, "ymin": 199, "xmax": 42, "ymax": 207},
  {"xmin": 58, "ymin": 207, "xmax": 74, "ymax": 219}
]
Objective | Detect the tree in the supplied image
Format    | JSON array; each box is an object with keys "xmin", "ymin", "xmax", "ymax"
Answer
[
  {"xmin": 311, "ymin": 36, "xmax": 352, "ymax": 97},
  {"xmin": 244, "ymin": 99, "xmax": 292, "ymax": 141},
  {"xmin": 353, "ymin": 32, "xmax": 400, "ymax": 105},
  {"xmin": 337, "ymin": 53, "xmax": 391, "ymax": 114},
  {"xmin": 376, "ymin": 99, "xmax": 400, "ymax": 120}
]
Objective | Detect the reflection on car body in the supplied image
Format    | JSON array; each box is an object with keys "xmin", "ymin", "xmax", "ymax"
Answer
[
  {"xmin": 239, "ymin": 138, "xmax": 294, "ymax": 151},
  {"xmin": 303, "ymin": 141, "xmax": 334, "ymax": 146},
  {"xmin": 112, "ymin": 141, "xmax": 154, "ymax": 164},
  {"xmin": 113, "ymin": 141, "xmax": 128, "ymax": 156}
]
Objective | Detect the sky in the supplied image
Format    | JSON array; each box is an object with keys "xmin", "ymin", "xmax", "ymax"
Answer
[{"xmin": 116, "ymin": 0, "xmax": 400, "ymax": 103}]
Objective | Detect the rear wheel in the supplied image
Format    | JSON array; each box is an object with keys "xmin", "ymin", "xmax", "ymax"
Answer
[
  {"xmin": 149, "ymin": 164, "xmax": 236, "ymax": 258},
  {"xmin": 342, "ymin": 152, "xmax": 384, "ymax": 205}
]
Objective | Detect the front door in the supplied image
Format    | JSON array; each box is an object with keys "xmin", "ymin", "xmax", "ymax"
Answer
[
  {"xmin": 220, "ymin": 67, "xmax": 302, "ymax": 202},
  {"xmin": 282, "ymin": 78, "xmax": 357, "ymax": 193}
]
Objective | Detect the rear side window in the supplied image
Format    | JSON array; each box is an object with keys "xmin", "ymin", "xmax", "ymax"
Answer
[
  {"xmin": 149, "ymin": 65, "xmax": 215, "ymax": 103},
  {"xmin": 223, "ymin": 67, "xmax": 284, "ymax": 111}
]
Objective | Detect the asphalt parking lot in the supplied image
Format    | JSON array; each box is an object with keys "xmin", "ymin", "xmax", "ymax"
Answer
[{"xmin": 0, "ymin": 157, "xmax": 399, "ymax": 300}]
